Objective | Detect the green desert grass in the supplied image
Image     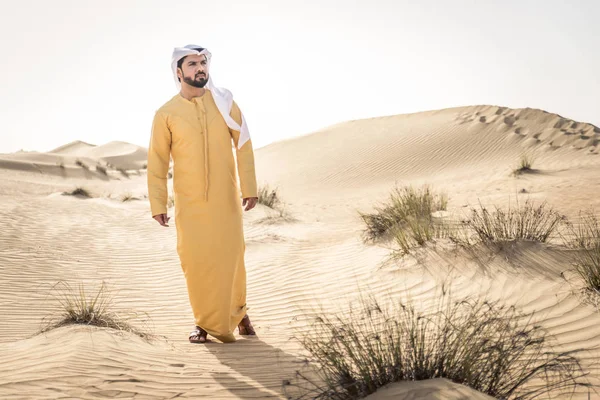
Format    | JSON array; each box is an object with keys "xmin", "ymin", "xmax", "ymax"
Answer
[
  {"xmin": 40, "ymin": 281, "xmax": 151, "ymax": 340},
  {"xmin": 512, "ymin": 153, "xmax": 535, "ymax": 176},
  {"xmin": 63, "ymin": 186, "xmax": 92, "ymax": 198},
  {"xmin": 258, "ymin": 184, "xmax": 281, "ymax": 209},
  {"xmin": 290, "ymin": 294, "xmax": 589, "ymax": 400},
  {"xmin": 465, "ymin": 199, "xmax": 564, "ymax": 244},
  {"xmin": 359, "ymin": 185, "xmax": 448, "ymax": 243}
]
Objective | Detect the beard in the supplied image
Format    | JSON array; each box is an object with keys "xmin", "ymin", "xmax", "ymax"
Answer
[{"xmin": 182, "ymin": 72, "xmax": 208, "ymax": 88}]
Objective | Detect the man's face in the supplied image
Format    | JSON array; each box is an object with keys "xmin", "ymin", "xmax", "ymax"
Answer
[{"xmin": 178, "ymin": 54, "xmax": 209, "ymax": 88}]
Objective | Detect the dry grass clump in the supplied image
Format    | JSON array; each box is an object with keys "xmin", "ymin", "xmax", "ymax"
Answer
[
  {"xmin": 256, "ymin": 205, "xmax": 296, "ymax": 225},
  {"xmin": 120, "ymin": 192, "xmax": 137, "ymax": 202},
  {"xmin": 254, "ymin": 184, "xmax": 296, "ymax": 224},
  {"xmin": 563, "ymin": 211, "xmax": 600, "ymax": 250},
  {"xmin": 63, "ymin": 186, "xmax": 92, "ymax": 198},
  {"xmin": 290, "ymin": 295, "xmax": 588, "ymax": 400},
  {"xmin": 512, "ymin": 153, "xmax": 535, "ymax": 176},
  {"xmin": 95, "ymin": 164, "xmax": 108, "ymax": 175},
  {"xmin": 392, "ymin": 216, "xmax": 458, "ymax": 255},
  {"xmin": 41, "ymin": 281, "xmax": 151, "ymax": 340},
  {"xmin": 75, "ymin": 159, "xmax": 89, "ymax": 170},
  {"xmin": 167, "ymin": 194, "xmax": 175, "ymax": 208},
  {"xmin": 258, "ymin": 184, "xmax": 281, "ymax": 209},
  {"xmin": 564, "ymin": 212, "xmax": 600, "ymax": 294},
  {"xmin": 466, "ymin": 199, "xmax": 564, "ymax": 244},
  {"xmin": 359, "ymin": 185, "xmax": 449, "ymax": 251},
  {"xmin": 360, "ymin": 185, "xmax": 448, "ymax": 242}
]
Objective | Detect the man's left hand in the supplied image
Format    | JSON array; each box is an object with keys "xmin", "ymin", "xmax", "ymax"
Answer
[{"xmin": 242, "ymin": 197, "xmax": 258, "ymax": 211}]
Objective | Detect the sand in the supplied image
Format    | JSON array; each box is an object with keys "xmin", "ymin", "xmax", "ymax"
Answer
[{"xmin": 0, "ymin": 104, "xmax": 599, "ymax": 399}]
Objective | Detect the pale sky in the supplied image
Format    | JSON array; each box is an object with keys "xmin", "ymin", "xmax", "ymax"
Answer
[{"xmin": 0, "ymin": 0, "xmax": 598, "ymax": 154}]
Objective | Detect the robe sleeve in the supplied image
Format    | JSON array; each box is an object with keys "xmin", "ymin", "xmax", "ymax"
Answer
[
  {"xmin": 229, "ymin": 101, "xmax": 258, "ymax": 198},
  {"xmin": 147, "ymin": 111, "xmax": 172, "ymax": 217}
]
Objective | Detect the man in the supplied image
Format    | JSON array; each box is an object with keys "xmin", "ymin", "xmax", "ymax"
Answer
[{"xmin": 147, "ymin": 44, "xmax": 258, "ymax": 343}]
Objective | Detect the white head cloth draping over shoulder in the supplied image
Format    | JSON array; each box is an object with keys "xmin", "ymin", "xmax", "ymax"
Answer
[{"xmin": 171, "ymin": 44, "xmax": 251, "ymax": 150}]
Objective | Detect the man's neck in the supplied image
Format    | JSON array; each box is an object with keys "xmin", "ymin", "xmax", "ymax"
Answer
[{"xmin": 180, "ymin": 86, "xmax": 206, "ymax": 101}]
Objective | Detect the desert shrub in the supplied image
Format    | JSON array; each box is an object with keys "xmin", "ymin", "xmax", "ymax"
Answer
[
  {"xmin": 64, "ymin": 186, "xmax": 91, "ymax": 198},
  {"xmin": 75, "ymin": 159, "xmax": 89, "ymax": 170},
  {"xmin": 466, "ymin": 199, "xmax": 563, "ymax": 244},
  {"xmin": 565, "ymin": 212, "xmax": 600, "ymax": 293},
  {"xmin": 392, "ymin": 216, "xmax": 458, "ymax": 255},
  {"xmin": 96, "ymin": 164, "xmax": 107, "ymax": 175},
  {"xmin": 167, "ymin": 194, "xmax": 175, "ymax": 208},
  {"xmin": 256, "ymin": 204, "xmax": 296, "ymax": 225},
  {"xmin": 258, "ymin": 184, "xmax": 281, "ymax": 209},
  {"xmin": 290, "ymin": 295, "xmax": 588, "ymax": 399},
  {"xmin": 359, "ymin": 185, "xmax": 448, "ymax": 242},
  {"xmin": 41, "ymin": 281, "xmax": 151, "ymax": 340},
  {"xmin": 120, "ymin": 193, "xmax": 136, "ymax": 202},
  {"xmin": 513, "ymin": 154, "xmax": 535, "ymax": 176}
]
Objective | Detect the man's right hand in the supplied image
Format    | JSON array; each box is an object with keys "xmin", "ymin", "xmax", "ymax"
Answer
[{"xmin": 153, "ymin": 213, "xmax": 170, "ymax": 227}]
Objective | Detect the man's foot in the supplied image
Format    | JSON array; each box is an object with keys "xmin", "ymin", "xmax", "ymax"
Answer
[
  {"xmin": 189, "ymin": 326, "xmax": 211, "ymax": 343},
  {"xmin": 238, "ymin": 314, "xmax": 256, "ymax": 336}
]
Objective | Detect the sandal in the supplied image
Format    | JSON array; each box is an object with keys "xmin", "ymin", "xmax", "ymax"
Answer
[
  {"xmin": 238, "ymin": 314, "xmax": 256, "ymax": 336},
  {"xmin": 189, "ymin": 326, "xmax": 211, "ymax": 343}
]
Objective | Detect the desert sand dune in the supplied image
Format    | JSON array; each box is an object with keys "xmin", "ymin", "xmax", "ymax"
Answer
[
  {"xmin": 49, "ymin": 140, "xmax": 97, "ymax": 156},
  {"xmin": 0, "ymin": 140, "xmax": 148, "ymax": 176},
  {"xmin": 1, "ymin": 104, "xmax": 599, "ymax": 399}
]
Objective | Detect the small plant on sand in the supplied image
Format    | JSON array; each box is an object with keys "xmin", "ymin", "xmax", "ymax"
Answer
[
  {"xmin": 564, "ymin": 212, "xmax": 600, "ymax": 294},
  {"xmin": 118, "ymin": 168, "xmax": 130, "ymax": 178},
  {"xmin": 41, "ymin": 281, "xmax": 151, "ymax": 340},
  {"xmin": 466, "ymin": 199, "xmax": 564, "ymax": 244},
  {"xmin": 512, "ymin": 153, "xmax": 535, "ymax": 176},
  {"xmin": 167, "ymin": 194, "xmax": 175, "ymax": 208},
  {"xmin": 359, "ymin": 185, "xmax": 448, "ymax": 242},
  {"xmin": 64, "ymin": 186, "xmax": 91, "ymax": 198},
  {"xmin": 258, "ymin": 184, "xmax": 281, "ymax": 209},
  {"xmin": 392, "ymin": 216, "xmax": 458, "ymax": 255},
  {"xmin": 75, "ymin": 159, "xmax": 89, "ymax": 170},
  {"xmin": 95, "ymin": 164, "xmax": 107, "ymax": 175},
  {"xmin": 120, "ymin": 192, "xmax": 136, "ymax": 202},
  {"xmin": 289, "ymin": 294, "xmax": 588, "ymax": 399},
  {"xmin": 256, "ymin": 204, "xmax": 296, "ymax": 225}
]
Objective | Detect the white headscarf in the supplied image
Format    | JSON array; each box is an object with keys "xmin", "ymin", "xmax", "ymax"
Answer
[{"xmin": 171, "ymin": 44, "xmax": 250, "ymax": 150}]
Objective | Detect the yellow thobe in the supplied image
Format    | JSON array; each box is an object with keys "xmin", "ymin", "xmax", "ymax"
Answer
[{"xmin": 147, "ymin": 91, "xmax": 258, "ymax": 342}]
